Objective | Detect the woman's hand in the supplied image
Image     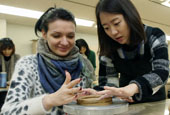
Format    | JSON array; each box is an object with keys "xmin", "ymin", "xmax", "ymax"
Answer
[
  {"xmin": 97, "ymin": 84, "xmax": 139, "ymax": 102},
  {"xmin": 42, "ymin": 71, "xmax": 82, "ymax": 111},
  {"xmin": 80, "ymin": 88, "xmax": 98, "ymax": 95}
]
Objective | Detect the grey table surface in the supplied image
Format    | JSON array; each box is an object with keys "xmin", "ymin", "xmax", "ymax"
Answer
[
  {"xmin": 64, "ymin": 98, "xmax": 170, "ymax": 115},
  {"xmin": 119, "ymin": 99, "xmax": 170, "ymax": 115}
]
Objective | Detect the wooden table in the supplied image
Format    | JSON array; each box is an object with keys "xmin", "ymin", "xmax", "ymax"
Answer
[{"xmin": 0, "ymin": 87, "xmax": 8, "ymax": 92}]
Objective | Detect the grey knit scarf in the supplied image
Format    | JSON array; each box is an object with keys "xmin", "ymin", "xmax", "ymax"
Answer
[{"xmin": 37, "ymin": 38, "xmax": 95, "ymax": 90}]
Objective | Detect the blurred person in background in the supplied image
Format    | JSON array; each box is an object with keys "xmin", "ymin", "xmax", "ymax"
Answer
[
  {"xmin": 0, "ymin": 37, "xmax": 20, "ymax": 84},
  {"xmin": 0, "ymin": 37, "xmax": 20, "ymax": 110},
  {"xmin": 76, "ymin": 38, "xmax": 96, "ymax": 70}
]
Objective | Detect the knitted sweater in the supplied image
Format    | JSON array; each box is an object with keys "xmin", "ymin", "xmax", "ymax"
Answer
[
  {"xmin": 1, "ymin": 55, "xmax": 95, "ymax": 115},
  {"xmin": 97, "ymin": 25, "xmax": 169, "ymax": 102}
]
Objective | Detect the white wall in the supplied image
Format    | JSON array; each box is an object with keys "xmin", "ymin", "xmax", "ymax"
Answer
[
  {"xmin": 0, "ymin": 19, "xmax": 7, "ymax": 38},
  {"xmin": 6, "ymin": 23, "xmax": 100, "ymax": 75},
  {"xmin": 7, "ymin": 23, "xmax": 37, "ymax": 56},
  {"xmin": 143, "ymin": 20, "xmax": 170, "ymax": 36}
]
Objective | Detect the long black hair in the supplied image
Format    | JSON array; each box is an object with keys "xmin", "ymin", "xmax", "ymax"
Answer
[
  {"xmin": 35, "ymin": 7, "xmax": 76, "ymax": 37},
  {"xmin": 96, "ymin": 0, "xmax": 146, "ymax": 56},
  {"xmin": 75, "ymin": 39, "xmax": 90, "ymax": 57}
]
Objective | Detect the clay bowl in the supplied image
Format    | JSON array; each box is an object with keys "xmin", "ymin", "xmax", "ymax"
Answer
[{"xmin": 77, "ymin": 95, "xmax": 113, "ymax": 106}]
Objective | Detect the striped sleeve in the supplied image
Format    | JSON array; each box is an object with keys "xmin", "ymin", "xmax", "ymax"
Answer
[
  {"xmin": 131, "ymin": 27, "xmax": 169, "ymax": 100},
  {"xmin": 98, "ymin": 56, "xmax": 119, "ymax": 88}
]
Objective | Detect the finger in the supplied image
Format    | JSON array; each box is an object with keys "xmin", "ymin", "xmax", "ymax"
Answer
[
  {"xmin": 64, "ymin": 71, "xmax": 71, "ymax": 85},
  {"xmin": 104, "ymin": 87, "xmax": 124, "ymax": 96},
  {"xmin": 81, "ymin": 88, "xmax": 97, "ymax": 95},
  {"xmin": 117, "ymin": 96, "xmax": 134, "ymax": 102},
  {"xmin": 104, "ymin": 86, "xmax": 117, "ymax": 90},
  {"xmin": 104, "ymin": 86, "xmax": 119, "ymax": 94},
  {"xmin": 81, "ymin": 88, "xmax": 92, "ymax": 92},
  {"xmin": 63, "ymin": 95, "xmax": 78, "ymax": 104},
  {"xmin": 67, "ymin": 94, "xmax": 79, "ymax": 102},
  {"xmin": 67, "ymin": 78, "xmax": 81, "ymax": 88},
  {"xmin": 124, "ymin": 99, "xmax": 134, "ymax": 102},
  {"xmin": 68, "ymin": 87, "xmax": 82, "ymax": 95},
  {"xmin": 96, "ymin": 90, "xmax": 110, "ymax": 95},
  {"xmin": 76, "ymin": 92, "xmax": 88, "ymax": 97},
  {"xmin": 125, "ymin": 97, "xmax": 134, "ymax": 102}
]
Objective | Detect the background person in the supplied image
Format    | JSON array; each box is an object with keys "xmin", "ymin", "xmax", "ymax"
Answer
[
  {"xmin": 76, "ymin": 38, "xmax": 96, "ymax": 70},
  {"xmin": 1, "ymin": 7, "xmax": 95, "ymax": 114},
  {"xmin": 0, "ymin": 37, "xmax": 20, "ymax": 111},
  {"xmin": 0, "ymin": 37, "xmax": 20, "ymax": 84},
  {"xmin": 94, "ymin": 0, "xmax": 169, "ymax": 103}
]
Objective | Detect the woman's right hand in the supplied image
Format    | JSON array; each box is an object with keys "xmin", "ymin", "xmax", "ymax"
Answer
[
  {"xmin": 97, "ymin": 84, "xmax": 139, "ymax": 102},
  {"xmin": 42, "ymin": 71, "xmax": 82, "ymax": 111}
]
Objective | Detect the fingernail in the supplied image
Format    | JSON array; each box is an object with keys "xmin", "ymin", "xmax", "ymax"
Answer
[
  {"xmin": 80, "ymin": 78, "xmax": 82, "ymax": 81},
  {"xmin": 65, "ymin": 70, "xmax": 68, "ymax": 75},
  {"xmin": 80, "ymin": 87, "xmax": 82, "ymax": 90},
  {"xmin": 84, "ymin": 91, "xmax": 89, "ymax": 95},
  {"xmin": 75, "ymin": 94, "xmax": 78, "ymax": 98}
]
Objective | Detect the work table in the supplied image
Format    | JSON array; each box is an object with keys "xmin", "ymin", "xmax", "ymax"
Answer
[
  {"xmin": 119, "ymin": 99, "xmax": 170, "ymax": 115},
  {"xmin": 1, "ymin": 86, "xmax": 170, "ymax": 115},
  {"xmin": 64, "ymin": 99, "xmax": 170, "ymax": 115}
]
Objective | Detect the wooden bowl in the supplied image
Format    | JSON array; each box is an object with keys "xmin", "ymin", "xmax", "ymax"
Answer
[{"xmin": 77, "ymin": 95, "xmax": 113, "ymax": 106}]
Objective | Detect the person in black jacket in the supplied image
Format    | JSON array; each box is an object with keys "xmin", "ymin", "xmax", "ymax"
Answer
[{"xmin": 84, "ymin": 0, "xmax": 169, "ymax": 103}]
